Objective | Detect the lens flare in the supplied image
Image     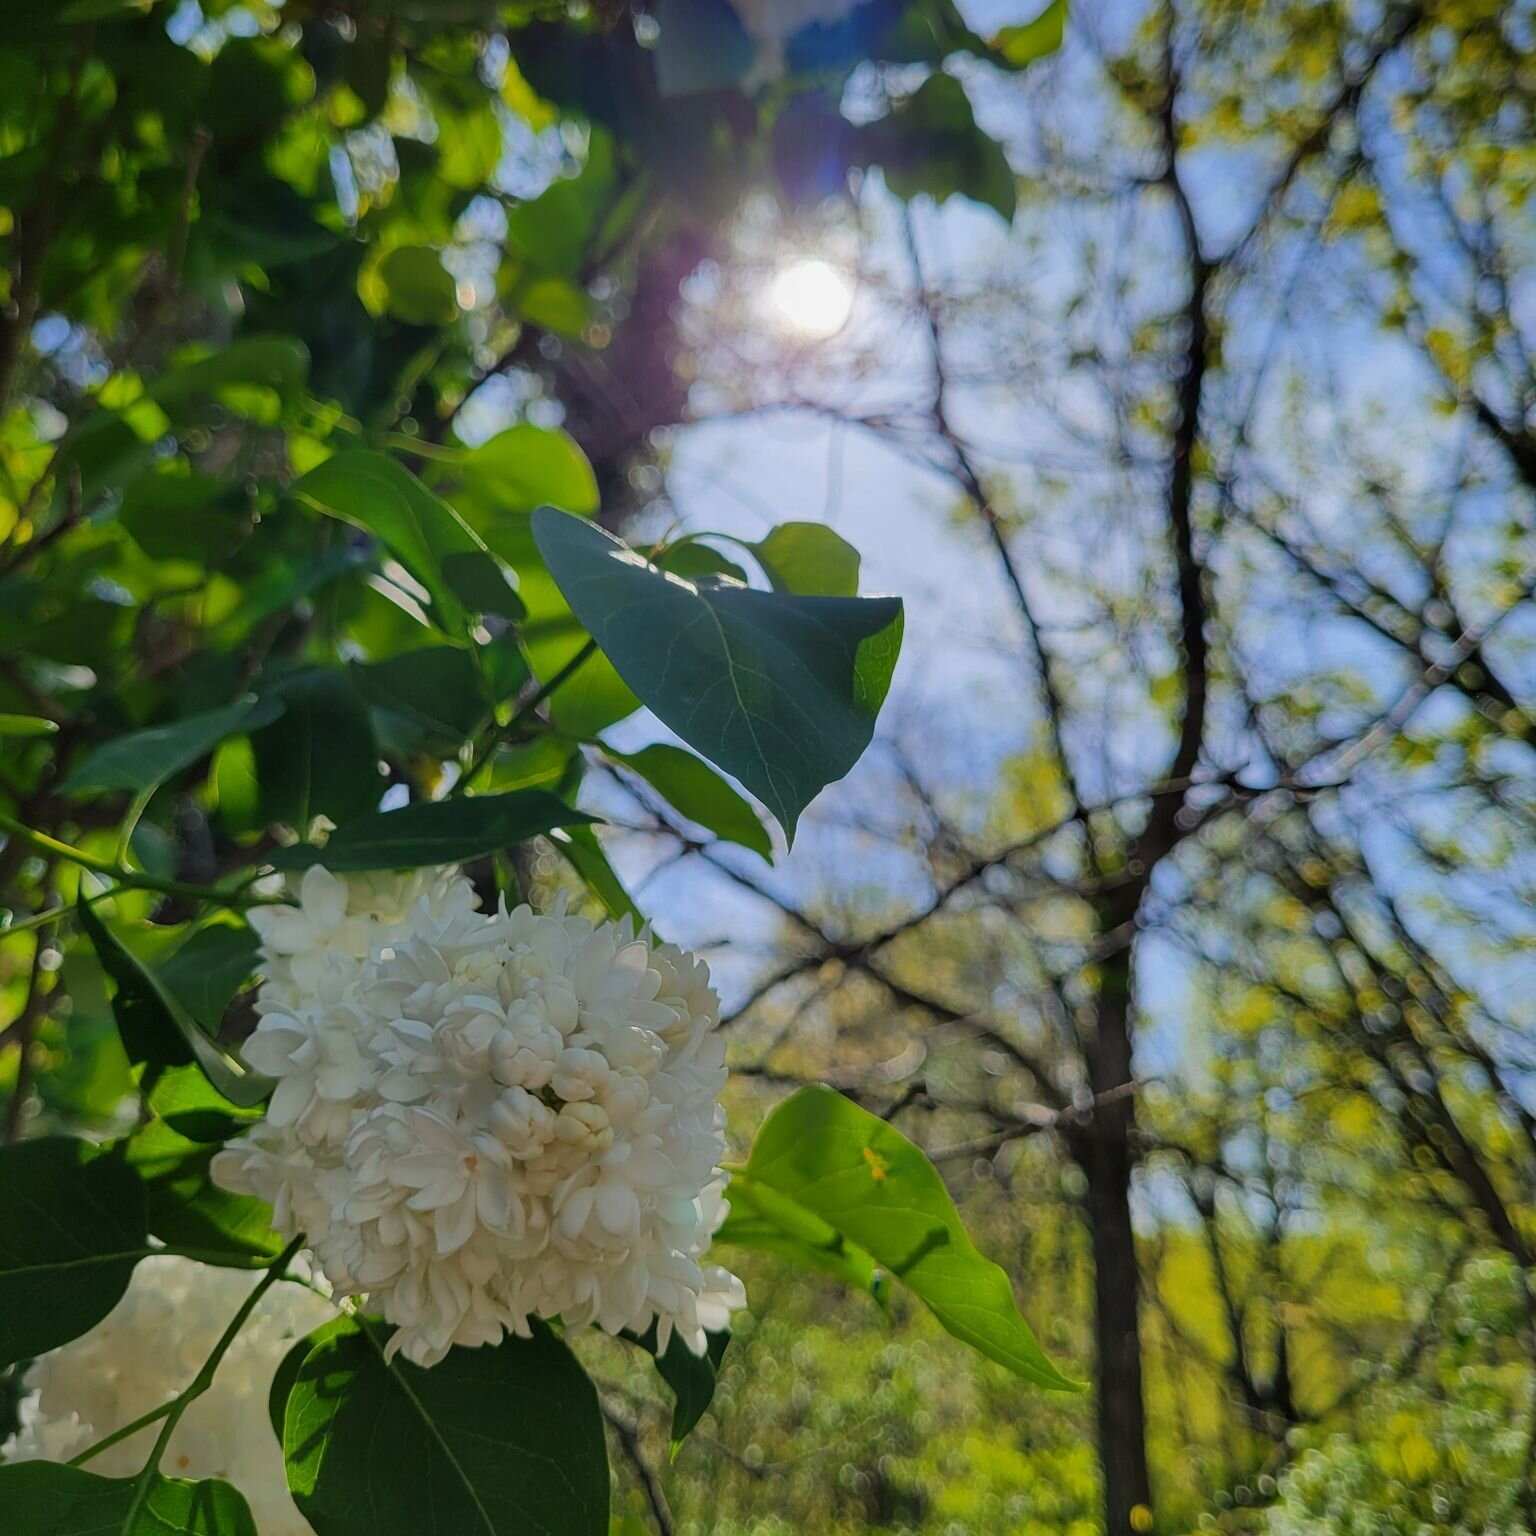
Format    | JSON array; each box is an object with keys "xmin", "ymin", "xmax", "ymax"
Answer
[{"xmin": 768, "ymin": 258, "xmax": 854, "ymax": 339}]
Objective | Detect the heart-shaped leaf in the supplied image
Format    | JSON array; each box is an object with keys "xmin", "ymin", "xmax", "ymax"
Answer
[
  {"xmin": 284, "ymin": 1319, "xmax": 608, "ymax": 1536},
  {"xmin": 533, "ymin": 509, "xmax": 902, "ymax": 841}
]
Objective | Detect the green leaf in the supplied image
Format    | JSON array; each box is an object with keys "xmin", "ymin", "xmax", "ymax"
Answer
[
  {"xmin": 653, "ymin": 541, "xmax": 749, "ymax": 586},
  {"xmin": 59, "ymin": 697, "xmax": 283, "ymax": 796},
  {"xmin": 252, "ymin": 669, "xmax": 380, "ymax": 832},
  {"xmin": 210, "ymin": 734, "xmax": 261, "ymax": 836},
  {"xmin": 59, "ymin": 0, "xmax": 162, "ymax": 19},
  {"xmin": 523, "ymin": 614, "xmax": 641, "ymax": 739},
  {"xmin": 441, "ymin": 550, "xmax": 526, "ymax": 621},
  {"xmin": 499, "ymin": 268, "xmax": 589, "ymax": 337},
  {"xmin": 284, "ymin": 1319, "xmax": 609, "ymax": 1536},
  {"xmin": 653, "ymin": 0, "xmax": 755, "ymax": 95},
  {"xmin": 991, "ymin": 0, "xmax": 1067, "ymax": 67},
  {"xmin": 501, "ymin": 130, "xmax": 617, "ymax": 278},
  {"xmin": 153, "ymin": 336, "xmax": 310, "ymax": 419},
  {"xmin": 352, "ymin": 646, "xmax": 492, "ymax": 751},
  {"xmin": 716, "ymin": 1173, "xmax": 888, "ymax": 1300},
  {"xmin": 361, "ymin": 244, "xmax": 460, "ymax": 326},
  {"xmin": 0, "ymin": 711, "xmax": 58, "ymax": 736},
  {"xmin": 77, "ymin": 898, "xmax": 273, "ymax": 1108},
  {"xmin": 446, "ymin": 423, "xmax": 599, "ymax": 521},
  {"xmin": 624, "ymin": 1322, "xmax": 729, "ymax": 1452},
  {"xmin": 533, "ymin": 509, "xmax": 903, "ymax": 842},
  {"xmin": 749, "ymin": 521, "xmax": 861, "ymax": 597},
  {"xmin": 855, "ymin": 73, "xmax": 1017, "ymax": 222},
  {"xmin": 141, "ymin": 1146, "xmax": 282, "ymax": 1262},
  {"xmin": 118, "ymin": 472, "xmax": 248, "ymax": 563},
  {"xmin": 0, "ymin": 1461, "xmax": 257, "ymax": 1536},
  {"xmin": 295, "ymin": 450, "xmax": 494, "ymax": 636},
  {"xmin": 157, "ymin": 922, "xmax": 260, "ymax": 1034},
  {"xmin": 727, "ymin": 1085, "xmax": 1079, "ymax": 1389},
  {"xmin": 124, "ymin": 1120, "xmax": 279, "ymax": 1262},
  {"xmin": 610, "ymin": 743, "xmax": 771, "ymax": 860},
  {"xmin": 144, "ymin": 1060, "xmax": 259, "ymax": 1144},
  {"xmin": 269, "ymin": 1317, "xmax": 354, "ymax": 1442},
  {"xmin": 0, "ymin": 1137, "xmax": 147, "ymax": 1368},
  {"xmin": 553, "ymin": 824, "xmax": 644, "ymax": 925},
  {"xmin": 270, "ymin": 790, "xmax": 596, "ymax": 873}
]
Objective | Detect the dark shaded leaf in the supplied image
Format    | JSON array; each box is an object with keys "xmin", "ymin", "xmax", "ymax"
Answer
[
  {"xmin": 855, "ymin": 73, "xmax": 1017, "ymax": 221},
  {"xmin": 533, "ymin": 509, "xmax": 903, "ymax": 841},
  {"xmin": 0, "ymin": 1137, "xmax": 146, "ymax": 1368},
  {"xmin": 440, "ymin": 551, "xmax": 526, "ymax": 621},
  {"xmin": 252, "ymin": 669, "xmax": 380, "ymax": 831},
  {"xmin": 284, "ymin": 1319, "xmax": 609, "ymax": 1536},
  {"xmin": 141, "ymin": 1148, "xmax": 282, "ymax": 1263},
  {"xmin": 77, "ymin": 898, "xmax": 272, "ymax": 1108},
  {"xmin": 624, "ymin": 1321, "xmax": 730, "ymax": 1451},
  {"xmin": 610, "ymin": 743, "xmax": 771, "ymax": 859},
  {"xmin": 144, "ymin": 1063, "xmax": 259, "ymax": 1144},
  {"xmin": 60, "ymin": 697, "xmax": 283, "ymax": 796},
  {"xmin": 0, "ymin": 1461, "xmax": 257, "ymax": 1535},
  {"xmin": 553, "ymin": 824, "xmax": 643, "ymax": 925},
  {"xmin": 654, "ymin": 0, "xmax": 755, "ymax": 95},
  {"xmin": 157, "ymin": 922, "xmax": 260, "ymax": 1033},
  {"xmin": 352, "ymin": 646, "xmax": 491, "ymax": 751},
  {"xmin": 269, "ymin": 1316, "xmax": 355, "ymax": 1442},
  {"xmin": 270, "ymin": 790, "xmax": 596, "ymax": 872}
]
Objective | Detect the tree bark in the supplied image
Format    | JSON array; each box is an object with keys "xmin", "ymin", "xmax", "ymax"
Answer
[{"xmin": 1078, "ymin": 978, "xmax": 1153, "ymax": 1534}]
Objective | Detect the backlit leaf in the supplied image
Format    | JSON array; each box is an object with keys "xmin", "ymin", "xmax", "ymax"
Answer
[{"xmin": 725, "ymin": 1086, "xmax": 1078, "ymax": 1389}]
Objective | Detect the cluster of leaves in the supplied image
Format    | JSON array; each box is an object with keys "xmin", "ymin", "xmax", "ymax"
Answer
[{"xmin": 0, "ymin": 2, "xmax": 1071, "ymax": 1532}]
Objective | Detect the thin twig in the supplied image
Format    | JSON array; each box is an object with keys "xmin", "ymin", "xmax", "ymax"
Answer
[{"xmin": 2, "ymin": 894, "xmax": 56, "ymax": 1142}]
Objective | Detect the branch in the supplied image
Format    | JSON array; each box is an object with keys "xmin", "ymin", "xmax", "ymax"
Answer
[
  {"xmin": 900, "ymin": 206, "xmax": 1088, "ymax": 825},
  {"xmin": 602, "ymin": 1399, "xmax": 674, "ymax": 1536}
]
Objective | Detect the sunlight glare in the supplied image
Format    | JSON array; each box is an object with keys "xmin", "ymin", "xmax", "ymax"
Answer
[{"xmin": 768, "ymin": 258, "xmax": 854, "ymax": 339}]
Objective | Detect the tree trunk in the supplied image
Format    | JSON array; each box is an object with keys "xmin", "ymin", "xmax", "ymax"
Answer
[{"xmin": 1079, "ymin": 977, "xmax": 1153, "ymax": 1534}]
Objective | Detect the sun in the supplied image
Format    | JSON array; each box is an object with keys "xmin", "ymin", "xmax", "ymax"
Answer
[{"xmin": 767, "ymin": 258, "xmax": 855, "ymax": 339}]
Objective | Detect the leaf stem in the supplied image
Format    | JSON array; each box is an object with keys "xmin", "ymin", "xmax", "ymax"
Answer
[
  {"xmin": 116, "ymin": 1234, "xmax": 305, "ymax": 1529},
  {"xmin": 0, "ymin": 811, "xmax": 275, "ymax": 909},
  {"xmin": 113, "ymin": 786, "xmax": 156, "ymax": 868},
  {"xmin": 456, "ymin": 639, "xmax": 598, "ymax": 796},
  {"xmin": 67, "ymin": 1399, "xmax": 176, "ymax": 1469}
]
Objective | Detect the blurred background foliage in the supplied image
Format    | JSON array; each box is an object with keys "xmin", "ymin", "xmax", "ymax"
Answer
[{"xmin": 2, "ymin": 0, "xmax": 1534, "ymax": 1533}]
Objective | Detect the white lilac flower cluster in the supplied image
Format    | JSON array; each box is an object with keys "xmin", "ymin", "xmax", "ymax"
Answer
[
  {"xmin": 2, "ymin": 1255, "xmax": 332, "ymax": 1536},
  {"xmin": 213, "ymin": 866, "xmax": 745, "ymax": 1368}
]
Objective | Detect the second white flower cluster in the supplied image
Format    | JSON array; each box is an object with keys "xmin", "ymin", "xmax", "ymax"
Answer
[{"xmin": 214, "ymin": 865, "xmax": 744, "ymax": 1367}]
